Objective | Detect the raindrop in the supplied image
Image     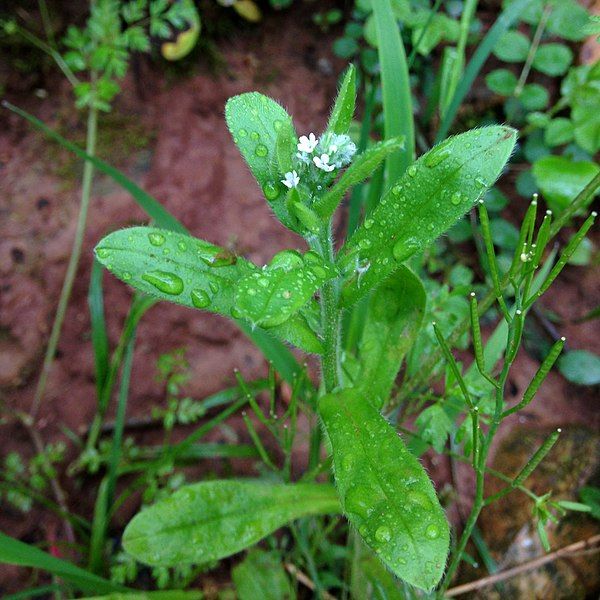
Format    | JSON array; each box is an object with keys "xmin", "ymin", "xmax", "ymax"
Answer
[
  {"xmin": 231, "ymin": 307, "xmax": 243, "ymax": 319},
  {"xmin": 122, "ymin": 271, "xmax": 132, "ymax": 281},
  {"xmin": 142, "ymin": 270, "xmax": 184, "ymax": 295},
  {"xmin": 239, "ymin": 129, "xmax": 248, "ymax": 137},
  {"xmin": 475, "ymin": 177, "xmax": 487, "ymax": 188},
  {"xmin": 177, "ymin": 241, "xmax": 187, "ymax": 251},
  {"xmin": 273, "ymin": 120, "xmax": 283, "ymax": 131},
  {"xmin": 250, "ymin": 131, "xmax": 260, "ymax": 140},
  {"xmin": 282, "ymin": 290, "xmax": 292, "ymax": 299},
  {"xmin": 270, "ymin": 249, "xmax": 304, "ymax": 271},
  {"xmin": 407, "ymin": 165, "xmax": 417, "ymax": 177},
  {"xmin": 450, "ymin": 191, "xmax": 463, "ymax": 206},
  {"xmin": 375, "ymin": 525, "xmax": 391, "ymax": 543},
  {"xmin": 148, "ymin": 232, "xmax": 166, "ymax": 246},
  {"xmin": 209, "ymin": 281, "xmax": 219, "ymax": 294},
  {"xmin": 425, "ymin": 524, "xmax": 440, "ymax": 539},
  {"xmin": 391, "ymin": 184, "xmax": 402, "ymax": 196},
  {"xmin": 255, "ymin": 144, "xmax": 268, "ymax": 157},
  {"xmin": 364, "ymin": 218, "xmax": 374, "ymax": 229},
  {"xmin": 263, "ymin": 181, "xmax": 280, "ymax": 201},
  {"xmin": 96, "ymin": 248, "xmax": 110, "ymax": 259},
  {"xmin": 424, "ymin": 146, "xmax": 451, "ymax": 168}
]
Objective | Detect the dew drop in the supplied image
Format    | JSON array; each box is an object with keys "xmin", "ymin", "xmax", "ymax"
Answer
[
  {"xmin": 177, "ymin": 241, "xmax": 187, "ymax": 251},
  {"xmin": 142, "ymin": 270, "xmax": 184, "ymax": 295},
  {"xmin": 408, "ymin": 165, "xmax": 417, "ymax": 177},
  {"xmin": 391, "ymin": 184, "xmax": 402, "ymax": 196},
  {"xmin": 209, "ymin": 281, "xmax": 219, "ymax": 294},
  {"xmin": 263, "ymin": 181, "xmax": 280, "ymax": 201},
  {"xmin": 122, "ymin": 271, "xmax": 132, "ymax": 281},
  {"xmin": 450, "ymin": 191, "xmax": 463, "ymax": 206},
  {"xmin": 270, "ymin": 249, "xmax": 304, "ymax": 271},
  {"xmin": 425, "ymin": 524, "xmax": 440, "ymax": 539},
  {"xmin": 341, "ymin": 454, "xmax": 354, "ymax": 472},
  {"xmin": 238, "ymin": 128, "xmax": 248, "ymax": 137},
  {"xmin": 364, "ymin": 218, "xmax": 374, "ymax": 229},
  {"xmin": 282, "ymin": 290, "xmax": 292, "ymax": 299},
  {"xmin": 475, "ymin": 177, "xmax": 487, "ymax": 188},
  {"xmin": 231, "ymin": 307, "xmax": 243, "ymax": 319},
  {"xmin": 96, "ymin": 248, "xmax": 110, "ymax": 259},
  {"xmin": 250, "ymin": 131, "xmax": 260, "ymax": 140},
  {"xmin": 311, "ymin": 265, "xmax": 327, "ymax": 278},
  {"xmin": 375, "ymin": 525, "xmax": 391, "ymax": 543},
  {"xmin": 273, "ymin": 119, "xmax": 283, "ymax": 132},
  {"xmin": 424, "ymin": 146, "xmax": 451, "ymax": 168},
  {"xmin": 407, "ymin": 490, "xmax": 432, "ymax": 510},
  {"xmin": 148, "ymin": 232, "xmax": 166, "ymax": 246},
  {"xmin": 255, "ymin": 144, "xmax": 268, "ymax": 157}
]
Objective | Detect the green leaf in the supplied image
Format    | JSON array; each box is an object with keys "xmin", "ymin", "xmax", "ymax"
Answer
[
  {"xmin": 519, "ymin": 83, "xmax": 549, "ymax": 110},
  {"xmin": 357, "ymin": 266, "xmax": 425, "ymax": 409},
  {"xmin": 333, "ymin": 37, "xmax": 360, "ymax": 59},
  {"xmin": 338, "ymin": 126, "xmax": 517, "ymax": 307},
  {"xmin": 319, "ymin": 390, "xmax": 450, "ymax": 590},
  {"xmin": 544, "ymin": 118, "xmax": 574, "ymax": 147},
  {"xmin": 372, "ymin": 0, "xmax": 414, "ymax": 181},
  {"xmin": 0, "ymin": 531, "xmax": 127, "ymax": 594},
  {"xmin": 95, "ymin": 227, "xmax": 322, "ymax": 353},
  {"xmin": 493, "ymin": 30, "xmax": 530, "ymax": 62},
  {"xmin": 326, "ymin": 64, "xmax": 356, "ymax": 135},
  {"xmin": 233, "ymin": 550, "xmax": 295, "ymax": 600},
  {"xmin": 414, "ymin": 404, "xmax": 454, "ymax": 453},
  {"xmin": 579, "ymin": 486, "xmax": 600, "ymax": 520},
  {"xmin": 234, "ymin": 250, "xmax": 336, "ymax": 328},
  {"xmin": 82, "ymin": 593, "xmax": 202, "ymax": 600},
  {"xmin": 225, "ymin": 93, "xmax": 297, "ymax": 230},
  {"xmin": 485, "ymin": 68, "xmax": 517, "ymax": 95},
  {"xmin": 122, "ymin": 481, "xmax": 340, "ymax": 566},
  {"xmin": 532, "ymin": 156, "xmax": 600, "ymax": 214},
  {"xmin": 547, "ymin": 0, "xmax": 590, "ymax": 41},
  {"xmin": 532, "ymin": 43, "xmax": 573, "ymax": 77},
  {"xmin": 490, "ymin": 218, "xmax": 520, "ymax": 250},
  {"xmin": 558, "ymin": 350, "xmax": 600, "ymax": 386},
  {"xmin": 314, "ymin": 138, "xmax": 404, "ymax": 219}
]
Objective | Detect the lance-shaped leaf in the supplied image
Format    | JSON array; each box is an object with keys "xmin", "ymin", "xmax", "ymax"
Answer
[
  {"xmin": 314, "ymin": 137, "xmax": 405, "ymax": 220},
  {"xmin": 358, "ymin": 266, "xmax": 425, "ymax": 409},
  {"xmin": 319, "ymin": 390, "xmax": 450, "ymax": 591},
  {"xmin": 326, "ymin": 64, "xmax": 356, "ymax": 135},
  {"xmin": 338, "ymin": 126, "xmax": 517, "ymax": 307},
  {"xmin": 94, "ymin": 227, "xmax": 322, "ymax": 354},
  {"xmin": 122, "ymin": 481, "xmax": 340, "ymax": 566},
  {"xmin": 234, "ymin": 250, "xmax": 337, "ymax": 328},
  {"xmin": 225, "ymin": 93, "xmax": 297, "ymax": 230}
]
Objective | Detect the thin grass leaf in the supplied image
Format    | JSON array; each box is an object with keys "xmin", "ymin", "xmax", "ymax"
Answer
[
  {"xmin": 88, "ymin": 259, "xmax": 110, "ymax": 400},
  {"xmin": 372, "ymin": 0, "xmax": 414, "ymax": 183},
  {"xmin": 436, "ymin": 0, "xmax": 535, "ymax": 142},
  {"xmin": 0, "ymin": 531, "xmax": 127, "ymax": 594}
]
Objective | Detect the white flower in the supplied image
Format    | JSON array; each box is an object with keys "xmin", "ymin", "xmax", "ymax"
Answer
[
  {"xmin": 313, "ymin": 153, "xmax": 335, "ymax": 172},
  {"xmin": 297, "ymin": 133, "xmax": 318, "ymax": 154},
  {"xmin": 281, "ymin": 170, "xmax": 300, "ymax": 189}
]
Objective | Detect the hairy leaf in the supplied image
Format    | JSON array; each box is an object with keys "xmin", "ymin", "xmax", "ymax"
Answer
[
  {"xmin": 326, "ymin": 64, "xmax": 356, "ymax": 135},
  {"xmin": 319, "ymin": 390, "xmax": 450, "ymax": 591},
  {"xmin": 314, "ymin": 137, "xmax": 405, "ymax": 220},
  {"xmin": 123, "ymin": 481, "xmax": 340, "ymax": 566},
  {"xmin": 234, "ymin": 250, "xmax": 336, "ymax": 328},
  {"xmin": 233, "ymin": 550, "xmax": 295, "ymax": 600},
  {"xmin": 358, "ymin": 266, "xmax": 425, "ymax": 409},
  {"xmin": 225, "ymin": 93, "xmax": 297, "ymax": 229},
  {"xmin": 95, "ymin": 227, "xmax": 322, "ymax": 353},
  {"xmin": 338, "ymin": 126, "xmax": 517, "ymax": 306}
]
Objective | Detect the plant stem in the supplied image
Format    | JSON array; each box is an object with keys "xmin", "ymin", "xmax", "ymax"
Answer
[
  {"xmin": 317, "ymin": 226, "xmax": 341, "ymax": 393},
  {"xmin": 32, "ymin": 102, "xmax": 98, "ymax": 419}
]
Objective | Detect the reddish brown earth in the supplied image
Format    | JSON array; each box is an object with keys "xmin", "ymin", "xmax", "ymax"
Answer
[{"xmin": 0, "ymin": 3, "xmax": 599, "ymax": 595}]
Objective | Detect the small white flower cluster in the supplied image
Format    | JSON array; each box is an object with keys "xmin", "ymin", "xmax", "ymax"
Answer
[{"xmin": 281, "ymin": 131, "xmax": 356, "ymax": 189}]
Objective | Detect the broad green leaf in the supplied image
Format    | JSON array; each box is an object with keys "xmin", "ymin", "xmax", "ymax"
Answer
[
  {"xmin": 314, "ymin": 138, "xmax": 405, "ymax": 220},
  {"xmin": 486, "ymin": 68, "xmax": 517, "ymax": 95},
  {"xmin": 233, "ymin": 550, "xmax": 295, "ymax": 600},
  {"xmin": 532, "ymin": 156, "xmax": 600, "ymax": 214},
  {"xmin": 95, "ymin": 227, "xmax": 322, "ymax": 353},
  {"xmin": 532, "ymin": 43, "xmax": 573, "ymax": 77},
  {"xmin": 544, "ymin": 118, "xmax": 574, "ymax": 147},
  {"xmin": 338, "ymin": 126, "xmax": 517, "ymax": 307},
  {"xmin": 225, "ymin": 93, "xmax": 297, "ymax": 229},
  {"xmin": 326, "ymin": 64, "xmax": 356, "ymax": 135},
  {"xmin": 319, "ymin": 390, "xmax": 450, "ymax": 590},
  {"xmin": 519, "ymin": 83, "xmax": 549, "ymax": 110},
  {"xmin": 357, "ymin": 266, "xmax": 425, "ymax": 409},
  {"xmin": 123, "ymin": 481, "xmax": 340, "ymax": 566},
  {"xmin": 234, "ymin": 250, "xmax": 336, "ymax": 328},
  {"xmin": 558, "ymin": 350, "xmax": 600, "ymax": 386},
  {"xmin": 493, "ymin": 29, "xmax": 530, "ymax": 62},
  {"xmin": 0, "ymin": 531, "xmax": 127, "ymax": 594}
]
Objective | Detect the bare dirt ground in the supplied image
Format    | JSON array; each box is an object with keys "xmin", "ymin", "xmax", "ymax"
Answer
[{"xmin": 0, "ymin": 3, "xmax": 599, "ymax": 595}]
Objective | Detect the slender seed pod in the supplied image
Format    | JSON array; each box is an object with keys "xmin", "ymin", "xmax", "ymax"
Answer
[
  {"xmin": 512, "ymin": 428, "xmax": 561, "ymax": 488},
  {"xmin": 469, "ymin": 292, "xmax": 486, "ymax": 375},
  {"xmin": 478, "ymin": 202, "xmax": 503, "ymax": 305},
  {"xmin": 505, "ymin": 309, "xmax": 525, "ymax": 364},
  {"xmin": 509, "ymin": 196, "xmax": 538, "ymax": 276},
  {"xmin": 503, "ymin": 337, "xmax": 565, "ymax": 417}
]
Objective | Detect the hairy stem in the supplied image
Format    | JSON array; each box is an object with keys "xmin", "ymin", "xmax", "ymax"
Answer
[{"xmin": 32, "ymin": 102, "xmax": 98, "ymax": 418}]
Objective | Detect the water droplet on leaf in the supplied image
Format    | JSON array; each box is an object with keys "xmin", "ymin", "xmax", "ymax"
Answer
[
  {"xmin": 148, "ymin": 232, "xmax": 166, "ymax": 246},
  {"xmin": 263, "ymin": 181, "xmax": 280, "ymax": 201},
  {"xmin": 424, "ymin": 146, "xmax": 451, "ymax": 168},
  {"xmin": 255, "ymin": 144, "xmax": 268, "ymax": 157},
  {"xmin": 425, "ymin": 523, "xmax": 440, "ymax": 539},
  {"xmin": 375, "ymin": 525, "xmax": 391, "ymax": 543},
  {"xmin": 408, "ymin": 165, "xmax": 417, "ymax": 177},
  {"xmin": 142, "ymin": 270, "xmax": 184, "ymax": 295}
]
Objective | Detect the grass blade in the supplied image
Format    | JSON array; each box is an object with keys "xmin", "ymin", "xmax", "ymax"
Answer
[
  {"xmin": 436, "ymin": 0, "xmax": 534, "ymax": 142},
  {"xmin": 372, "ymin": 0, "xmax": 414, "ymax": 183},
  {"xmin": 0, "ymin": 531, "xmax": 127, "ymax": 594},
  {"xmin": 89, "ymin": 259, "xmax": 109, "ymax": 398}
]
